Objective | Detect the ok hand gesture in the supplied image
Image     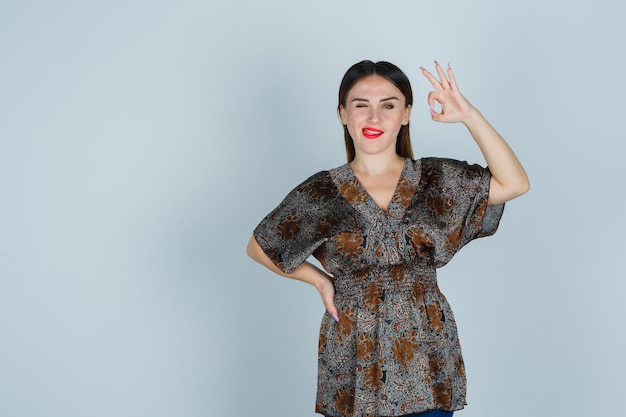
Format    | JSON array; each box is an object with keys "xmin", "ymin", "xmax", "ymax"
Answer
[{"xmin": 420, "ymin": 61, "xmax": 476, "ymax": 124}]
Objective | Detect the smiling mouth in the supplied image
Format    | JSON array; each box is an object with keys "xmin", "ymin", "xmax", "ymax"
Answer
[{"xmin": 362, "ymin": 128, "xmax": 384, "ymax": 139}]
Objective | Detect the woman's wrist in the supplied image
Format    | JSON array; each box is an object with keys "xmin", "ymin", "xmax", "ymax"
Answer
[
  {"xmin": 310, "ymin": 270, "xmax": 332, "ymax": 292},
  {"xmin": 460, "ymin": 106, "xmax": 483, "ymax": 127},
  {"xmin": 287, "ymin": 262, "xmax": 331, "ymax": 290}
]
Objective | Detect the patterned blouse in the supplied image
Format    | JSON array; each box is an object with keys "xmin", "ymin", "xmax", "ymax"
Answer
[{"xmin": 254, "ymin": 157, "xmax": 504, "ymax": 417}]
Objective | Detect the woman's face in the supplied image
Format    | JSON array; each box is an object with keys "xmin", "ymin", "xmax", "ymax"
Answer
[{"xmin": 339, "ymin": 75, "xmax": 411, "ymax": 159}]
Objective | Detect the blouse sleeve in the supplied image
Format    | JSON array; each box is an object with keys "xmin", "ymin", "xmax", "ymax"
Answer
[
  {"xmin": 419, "ymin": 157, "xmax": 505, "ymax": 267},
  {"xmin": 253, "ymin": 171, "xmax": 339, "ymax": 274}
]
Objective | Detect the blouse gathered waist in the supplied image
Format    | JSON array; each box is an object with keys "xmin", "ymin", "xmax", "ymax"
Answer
[{"xmin": 332, "ymin": 263, "xmax": 439, "ymax": 299}]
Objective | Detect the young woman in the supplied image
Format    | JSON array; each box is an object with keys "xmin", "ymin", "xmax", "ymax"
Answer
[{"xmin": 247, "ymin": 60, "xmax": 529, "ymax": 417}]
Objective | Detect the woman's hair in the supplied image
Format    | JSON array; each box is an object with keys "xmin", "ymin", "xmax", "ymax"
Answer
[{"xmin": 338, "ymin": 60, "xmax": 414, "ymax": 162}]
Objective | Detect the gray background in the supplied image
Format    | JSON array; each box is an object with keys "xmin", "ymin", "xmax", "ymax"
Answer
[{"xmin": 1, "ymin": 1, "xmax": 624, "ymax": 416}]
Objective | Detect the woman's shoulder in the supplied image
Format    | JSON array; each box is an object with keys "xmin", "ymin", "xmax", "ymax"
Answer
[
  {"xmin": 415, "ymin": 157, "xmax": 489, "ymax": 197},
  {"xmin": 297, "ymin": 167, "xmax": 338, "ymax": 187},
  {"xmin": 418, "ymin": 157, "xmax": 486, "ymax": 177},
  {"xmin": 419, "ymin": 156, "xmax": 474, "ymax": 169},
  {"xmin": 286, "ymin": 167, "xmax": 342, "ymax": 202}
]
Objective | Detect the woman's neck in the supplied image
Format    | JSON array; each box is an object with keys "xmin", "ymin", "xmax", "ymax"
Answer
[{"xmin": 350, "ymin": 153, "xmax": 405, "ymax": 175}]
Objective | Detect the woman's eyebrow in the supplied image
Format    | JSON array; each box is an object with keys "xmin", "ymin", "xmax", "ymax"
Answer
[{"xmin": 351, "ymin": 96, "xmax": 400, "ymax": 103}]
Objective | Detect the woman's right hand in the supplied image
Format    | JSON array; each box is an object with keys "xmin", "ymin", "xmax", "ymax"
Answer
[{"xmin": 316, "ymin": 275, "xmax": 339, "ymax": 322}]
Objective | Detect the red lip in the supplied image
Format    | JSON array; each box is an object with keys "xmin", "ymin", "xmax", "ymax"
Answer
[{"xmin": 362, "ymin": 127, "xmax": 384, "ymax": 139}]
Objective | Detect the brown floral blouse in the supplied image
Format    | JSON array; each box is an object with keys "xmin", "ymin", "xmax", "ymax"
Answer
[{"xmin": 254, "ymin": 158, "xmax": 504, "ymax": 417}]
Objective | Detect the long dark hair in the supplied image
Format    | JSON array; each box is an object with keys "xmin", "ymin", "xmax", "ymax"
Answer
[{"xmin": 338, "ymin": 60, "xmax": 414, "ymax": 162}]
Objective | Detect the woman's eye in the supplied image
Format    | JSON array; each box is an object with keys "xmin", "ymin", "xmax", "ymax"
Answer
[
  {"xmin": 383, "ymin": 104, "xmax": 394, "ymax": 109},
  {"xmin": 356, "ymin": 104, "xmax": 367, "ymax": 108}
]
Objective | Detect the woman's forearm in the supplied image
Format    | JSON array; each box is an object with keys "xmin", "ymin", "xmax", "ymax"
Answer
[
  {"xmin": 462, "ymin": 109, "xmax": 530, "ymax": 205},
  {"xmin": 246, "ymin": 235, "xmax": 331, "ymax": 291}
]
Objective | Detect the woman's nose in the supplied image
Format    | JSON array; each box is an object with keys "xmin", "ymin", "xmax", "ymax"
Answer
[{"xmin": 368, "ymin": 107, "xmax": 381, "ymax": 123}]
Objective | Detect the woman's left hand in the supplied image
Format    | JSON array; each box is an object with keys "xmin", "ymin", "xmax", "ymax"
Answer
[{"xmin": 420, "ymin": 61, "xmax": 475, "ymax": 124}]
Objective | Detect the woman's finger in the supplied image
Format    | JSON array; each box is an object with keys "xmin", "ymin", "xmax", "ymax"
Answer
[
  {"xmin": 447, "ymin": 63, "xmax": 458, "ymax": 90},
  {"xmin": 329, "ymin": 308, "xmax": 339, "ymax": 323},
  {"xmin": 434, "ymin": 60, "xmax": 450, "ymax": 90},
  {"xmin": 420, "ymin": 66, "xmax": 443, "ymax": 92},
  {"xmin": 324, "ymin": 297, "xmax": 338, "ymax": 322},
  {"xmin": 319, "ymin": 279, "xmax": 339, "ymax": 322},
  {"xmin": 427, "ymin": 91, "xmax": 443, "ymax": 121}
]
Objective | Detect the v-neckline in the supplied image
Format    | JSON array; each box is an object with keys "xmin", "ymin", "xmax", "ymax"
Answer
[{"xmin": 348, "ymin": 158, "xmax": 408, "ymax": 214}]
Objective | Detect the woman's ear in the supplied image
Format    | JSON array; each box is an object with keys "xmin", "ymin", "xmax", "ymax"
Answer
[
  {"xmin": 338, "ymin": 105, "xmax": 347, "ymax": 125},
  {"xmin": 402, "ymin": 104, "xmax": 412, "ymax": 125}
]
